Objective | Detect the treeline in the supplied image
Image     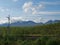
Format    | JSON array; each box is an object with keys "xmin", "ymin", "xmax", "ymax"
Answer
[{"xmin": 0, "ymin": 22, "xmax": 60, "ymax": 45}]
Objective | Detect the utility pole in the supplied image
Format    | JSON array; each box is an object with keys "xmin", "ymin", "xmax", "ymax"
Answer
[
  {"xmin": 5, "ymin": 15, "xmax": 10, "ymax": 45},
  {"xmin": 7, "ymin": 15, "xmax": 10, "ymax": 30}
]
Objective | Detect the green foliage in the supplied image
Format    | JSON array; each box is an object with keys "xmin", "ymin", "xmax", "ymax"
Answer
[
  {"xmin": 46, "ymin": 39, "xmax": 60, "ymax": 45},
  {"xmin": 0, "ymin": 22, "xmax": 60, "ymax": 45}
]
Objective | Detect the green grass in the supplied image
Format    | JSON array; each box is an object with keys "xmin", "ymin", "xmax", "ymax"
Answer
[{"xmin": 0, "ymin": 22, "xmax": 60, "ymax": 45}]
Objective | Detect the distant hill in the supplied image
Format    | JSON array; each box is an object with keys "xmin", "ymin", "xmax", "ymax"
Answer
[
  {"xmin": 0, "ymin": 20, "xmax": 60, "ymax": 26},
  {"xmin": 0, "ymin": 21, "xmax": 43, "ymax": 26},
  {"xmin": 46, "ymin": 20, "xmax": 60, "ymax": 24}
]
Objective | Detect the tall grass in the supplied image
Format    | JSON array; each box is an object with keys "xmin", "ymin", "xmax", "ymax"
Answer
[{"xmin": 0, "ymin": 22, "xmax": 60, "ymax": 45}]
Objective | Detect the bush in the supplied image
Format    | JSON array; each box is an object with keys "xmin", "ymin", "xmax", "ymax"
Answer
[{"xmin": 46, "ymin": 39, "xmax": 60, "ymax": 45}]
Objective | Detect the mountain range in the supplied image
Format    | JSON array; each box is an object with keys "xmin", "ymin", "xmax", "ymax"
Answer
[{"xmin": 0, "ymin": 20, "xmax": 60, "ymax": 26}]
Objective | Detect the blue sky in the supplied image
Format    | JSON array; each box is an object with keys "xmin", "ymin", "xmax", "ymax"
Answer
[{"xmin": 0, "ymin": 0, "xmax": 60, "ymax": 24}]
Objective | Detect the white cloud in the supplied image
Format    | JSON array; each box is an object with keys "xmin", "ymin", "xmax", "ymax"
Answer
[
  {"xmin": 22, "ymin": 2, "xmax": 44, "ymax": 14},
  {"xmin": 1, "ymin": 9, "xmax": 5, "ymax": 12},
  {"xmin": 12, "ymin": 0, "xmax": 18, "ymax": 2},
  {"xmin": 23, "ymin": 2, "xmax": 32, "ymax": 13},
  {"xmin": 31, "ymin": 4, "xmax": 44, "ymax": 14},
  {"xmin": 11, "ymin": 17, "xmax": 23, "ymax": 21},
  {"xmin": 40, "ymin": 1, "xmax": 60, "ymax": 5},
  {"xmin": 35, "ymin": 11, "xmax": 60, "ymax": 15},
  {"xmin": 0, "ymin": 7, "xmax": 5, "ymax": 12},
  {"xmin": 0, "ymin": 17, "xmax": 23, "ymax": 24},
  {"xmin": 37, "ymin": 4, "xmax": 44, "ymax": 9},
  {"xmin": 11, "ymin": 17, "xmax": 32, "ymax": 21},
  {"xmin": 32, "ymin": 10, "xmax": 37, "ymax": 15},
  {"xmin": 6, "ymin": 9, "xmax": 10, "ymax": 11},
  {"xmin": 32, "ymin": 17, "xmax": 42, "ymax": 23},
  {"xmin": 0, "ymin": 7, "xmax": 10, "ymax": 12},
  {"xmin": 0, "ymin": 19, "xmax": 8, "ymax": 24},
  {"xmin": 22, "ymin": 2, "xmax": 60, "ymax": 15},
  {"xmin": 0, "ymin": 16, "xmax": 42, "ymax": 24},
  {"xmin": 6, "ymin": 16, "xmax": 42, "ymax": 23}
]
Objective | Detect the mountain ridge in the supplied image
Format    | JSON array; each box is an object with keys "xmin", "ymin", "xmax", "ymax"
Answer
[{"xmin": 0, "ymin": 20, "xmax": 60, "ymax": 26}]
